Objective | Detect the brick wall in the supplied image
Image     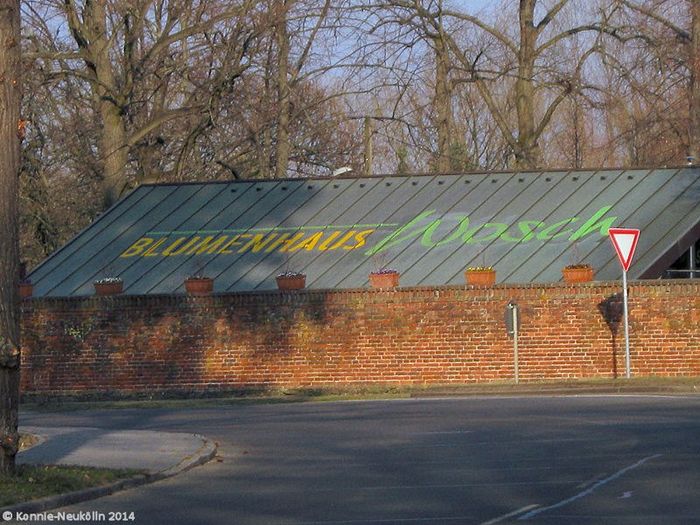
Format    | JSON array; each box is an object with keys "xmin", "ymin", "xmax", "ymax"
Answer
[{"xmin": 19, "ymin": 281, "xmax": 700, "ymax": 397}]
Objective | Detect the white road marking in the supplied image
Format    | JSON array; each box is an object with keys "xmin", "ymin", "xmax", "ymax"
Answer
[
  {"xmin": 395, "ymin": 437, "xmax": 610, "ymax": 449},
  {"xmin": 297, "ymin": 516, "xmax": 480, "ymax": 524},
  {"xmin": 410, "ymin": 430, "xmax": 474, "ymax": 435},
  {"xmin": 308, "ymin": 480, "xmax": 580, "ymax": 493},
  {"xmin": 619, "ymin": 491, "xmax": 633, "ymax": 499},
  {"xmin": 517, "ymin": 454, "xmax": 662, "ymax": 520},
  {"xmin": 480, "ymin": 504, "xmax": 540, "ymax": 525},
  {"xmin": 576, "ymin": 473, "xmax": 608, "ymax": 489}
]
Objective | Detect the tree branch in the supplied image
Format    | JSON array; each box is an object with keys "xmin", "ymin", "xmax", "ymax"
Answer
[
  {"xmin": 619, "ymin": 0, "xmax": 689, "ymax": 41},
  {"xmin": 536, "ymin": 0, "xmax": 569, "ymax": 32},
  {"xmin": 127, "ymin": 106, "xmax": 205, "ymax": 147},
  {"xmin": 440, "ymin": 7, "xmax": 518, "ymax": 55}
]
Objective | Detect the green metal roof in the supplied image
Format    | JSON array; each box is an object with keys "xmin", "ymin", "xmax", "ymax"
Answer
[{"xmin": 28, "ymin": 167, "xmax": 700, "ymax": 296}]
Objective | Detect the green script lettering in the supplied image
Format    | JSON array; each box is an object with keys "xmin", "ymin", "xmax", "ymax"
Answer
[
  {"xmin": 420, "ymin": 215, "xmax": 470, "ymax": 248},
  {"xmin": 366, "ymin": 205, "xmax": 616, "ymax": 253},
  {"xmin": 536, "ymin": 218, "xmax": 578, "ymax": 240},
  {"xmin": 500, "ymin": 220, "xmax": 543, "ymax": 242},
  {"xmin": 569, "ymin": 206, "xmax": 617, "ymax": 241},
  {"xmin": 365, "ymin": 210, "xmax": 436, "ymax": 255},
  {"xmin": 464, "ymin": 223, "xmax": 509, "ymax": 244}
]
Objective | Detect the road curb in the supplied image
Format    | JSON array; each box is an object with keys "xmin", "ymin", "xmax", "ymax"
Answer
[
  {"xmin": 410, "ymin": 384, "xmax": 700, "ymax": 398},
  {"xmin": 1, "ymin": 435, "xmax": 217, "ymax": 519}
]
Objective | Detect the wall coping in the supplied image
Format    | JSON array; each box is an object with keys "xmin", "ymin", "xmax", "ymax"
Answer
[{"xmin": 19, "ymin": 279, "xmax": 699, "ymax": 311}]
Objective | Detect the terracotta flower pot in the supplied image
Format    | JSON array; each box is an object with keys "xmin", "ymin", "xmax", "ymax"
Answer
[
  {"xmin": 94, "ymin": 281, "xmax": 123, "ymax": 296},
  {"xmin": 185, "ymin": 277, "xmax": 214, "ymax": 295},
  {"xmin": 369, "ymin": 271, "xmax": 400, "ymax": 289},
  {"xmin": 465, "ymin": 268, "xmax": 496, "ymax": 287},
  {"xmin": 18, "ymin": 282, "xmax": 33, "ymax": 299},
  {"xmin": 562, "ymin": 265, "xmax": 594, "ymax": 283},
  {"xmin": 276, "ymin": 274, "xmax": 306, "ymax": 290}
]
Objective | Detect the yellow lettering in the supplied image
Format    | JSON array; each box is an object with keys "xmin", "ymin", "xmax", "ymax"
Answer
[
  {"xmin": 143, "ymin": 237, "xmax": 168, "ymax": 257},
  {"xmin": 328, "ymin": 231, "xmax": 356, "ymax": 250},
  {"xmin": 265, "ymin": 233, "xmax": 292, "ymax": 253},
  {"xmin": 166, "ymin": 236, "xmax": 200, "ymax": 256},
  {"xmin": 161, "ymin": 237, "xmax": 188, "ymax": 256},
  {"xmin": 279, "ymin": 232, "xmax": 305, "ymax": 253},
  {"xmin": 345, "ymin": 229, "xmax": 375, "ymax": 250},
  {"xmin": 289, "ymin": 232, "xmax": 324, "ymax": 252},
  {"xmin": 218, "ymin": 235, "xmax": 243, "ymax": 254},
  {"xmin": 187, "ymin": 235, "xmax": 229, "ymax": 255},
  {"xmin": 238, "ymin": 233, "xmax": 277, "ymax": 254},
  {"xmin": 317, "ymin": 231, "xmax": 341, "ymax": 251},
  {"xmin": 120, "ymin": 237, "xmax": 154, "ymax": 258}
]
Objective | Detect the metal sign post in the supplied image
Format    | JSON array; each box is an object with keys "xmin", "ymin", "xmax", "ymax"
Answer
[
  {"xmin": 505, "ymin": 302, "xmax": 520, "ymax": 383},
  {"xmin": 513, "ymin": 306, "xmax": 519, "ymax": 384},
  {"xmin": 622, "ymin": 268, "xmax": 631, "ymax": 379},
  {"xmin": 608, "ymin": 228, "xmax": 641, "ymax": 379}
]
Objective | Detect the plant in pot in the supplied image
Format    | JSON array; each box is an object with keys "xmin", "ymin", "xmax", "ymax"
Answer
[
  {"xmin": 464, "ymin": 266, "xmax": 496, "ymax": 286},
  {"xmin": 93, "ymin": 276, "xmax": 124, "ymax": 296},
  {"xmin": 562, "ymin": 264, "xmax": 594, "ymax": 283},
  {"xmin": 562, "ymin": 242, "xmax": 594, "ymax": 283},
  {"xmin": 464, "ymin": 252, "xmax": 496, "ymax": 286},
  {"xmin": 368, "ymin": 254, "xmax": 400, "ymax": 288},
  {"xmin": 185, "ymin": 261, "xmax": 214, "ymax": 295},
  {"xmin": 276, "ymin": 271, "xmax": 306, "ymax": 290}
]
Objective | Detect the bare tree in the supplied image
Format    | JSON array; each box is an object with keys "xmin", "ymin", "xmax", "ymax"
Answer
[
  {"xmin": 395, "ymin": 0, "xmax": 619, "ymax": 169},
  {"xmin": 616, "ymin": 0, "xmax": 698, "ymax": 162},
  {"xmin": 268, "ymin": 0, "xmax": 334, "ymax": 178},
  {"xmin": 0, "ymin": 0, "xmax": 22, "ymax": 476},
  {"xmin": 431, "ymin": 11, "xmax": 453, "ymax": 172},
  {"xmin": 692, "ymin": 0, "xmax": 700, "ymax": 161},
  {"xmin": 26, "ymin": 0, "xmax": 259, "ymax": 207},
  {"xmin": 348, "ymin": 1, "xmax": 463, "ymax": 173},
  {"xmin": 18, "ymin": 38, "xmax": 105, "ymax": 268}
]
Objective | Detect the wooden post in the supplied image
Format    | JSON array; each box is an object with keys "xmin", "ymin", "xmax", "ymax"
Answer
[{"xmin": 363, "ymin": 116, "xmax": 373, "ymax": 177}]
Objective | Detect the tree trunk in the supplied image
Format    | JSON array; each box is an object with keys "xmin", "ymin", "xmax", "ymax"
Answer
[
  {"xmin": 91, "ymin": 1, "xmax": 128, "ymax": 207},
  {"xmin": 0, "ymin": 0, "xmax": 22, "ymax": 476},
  {"xmin": 690, "ymin": 0, "xmax": 700, "ymax": 163},
  {"xmin": 65, "ymin": 0, "xmax": 129, "ymax": 208},
  {"xmin": 258, "ymin": 58, "xmax": 273, "ymax": 179},
  {"xmin": 275, "ymin": 1, "xmax": 291, "ymax": 179},
  {"xmin": 99, "ymin": 97, "xmax": 129, "ymax": 207},
  {"xmin": 514, "ymin": 0, "xmax": 540, "ymax": 169},
  {"xmin": 434, "ymin": 34, "xmax": 453, "ymax": 173}
]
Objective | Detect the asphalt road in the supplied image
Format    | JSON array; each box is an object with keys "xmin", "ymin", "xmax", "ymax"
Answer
[{"xmin": 18, "ymin": 395, "xmax": 700, "ymax": 524}]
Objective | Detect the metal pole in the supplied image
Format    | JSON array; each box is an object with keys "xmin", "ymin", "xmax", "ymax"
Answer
[
  {"xmin": 622, "ymin": 269, "xmax": 631, "ymax": 379},
  {"xmin": 513, "ymin": 305, "xmax": 519, "ymax": 384}
]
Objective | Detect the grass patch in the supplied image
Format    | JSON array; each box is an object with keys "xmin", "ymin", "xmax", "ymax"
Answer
[
  {"xmin": 21, "ymin": 388, "xmax": 411, "ymax": 412},
  {"xmin": 0, "ymin": 464, "xmax": 143, "ymax": 507},
  {"xmin": 20, "ymin": 376, "xmax": 700, "ymax": 412}
]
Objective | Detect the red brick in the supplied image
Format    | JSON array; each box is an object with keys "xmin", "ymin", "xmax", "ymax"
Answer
[{"xmin": 18, "ymin": 281, "xmax": 700, "ymax": 396}]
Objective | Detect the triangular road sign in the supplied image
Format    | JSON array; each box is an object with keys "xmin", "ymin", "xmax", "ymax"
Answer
[{"xmin": 608, "ymin": 228, "xmax": 640, "ymax": 272}]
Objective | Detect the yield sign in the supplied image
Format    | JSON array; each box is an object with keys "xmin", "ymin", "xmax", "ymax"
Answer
[{"xmin": 608, "ymin": 228, "xmax": 640, "ymax": 272}]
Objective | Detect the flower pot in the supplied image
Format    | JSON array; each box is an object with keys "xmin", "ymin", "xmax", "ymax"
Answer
[
  {"xmin": 465, "ymin": 268, "xmax": 496, "ymax": 287},
  {"xmin": 94, "ymin": 281, "xmax": 123, "ymax": 296},
  {"xmin": 185, "ymin": 277, "xmax": 214, "ymax": 295},
  {"xmin": 18, "ymin": 282, "xmax": 33, "ymax": 299},
  {"xmin": 562, "ymin": 265, "xmax": 594, "ymax": 283},
  {"xmin": 369, "ymin": 271, "xmax": 400, "ymax": 289},
  {"xmin": 276, "ymin": 274, "xmax": 306, "ymax": 290}
]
